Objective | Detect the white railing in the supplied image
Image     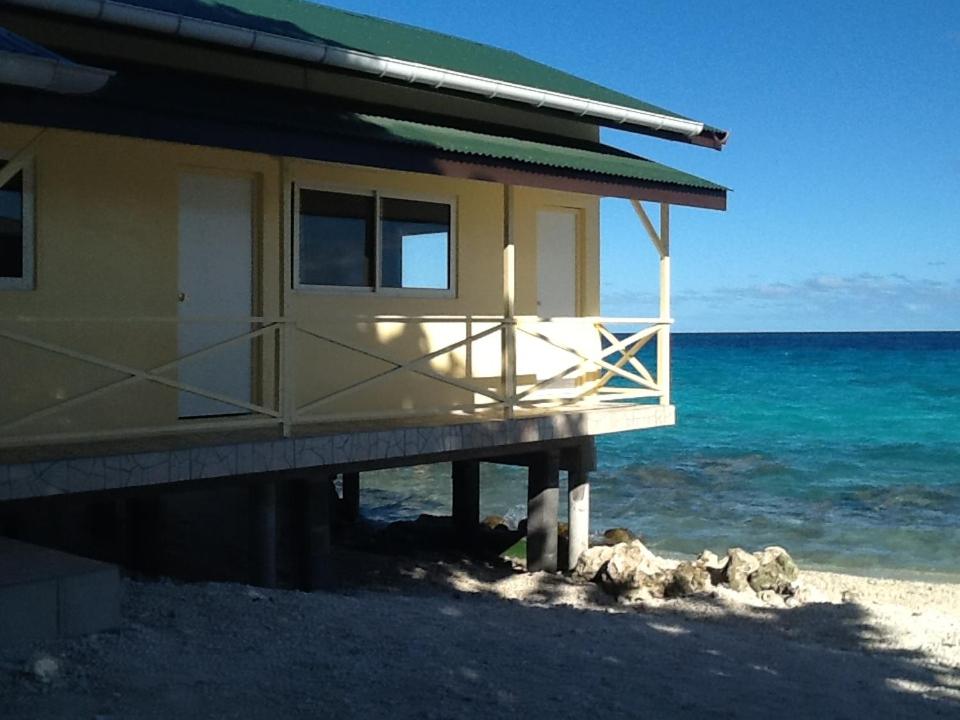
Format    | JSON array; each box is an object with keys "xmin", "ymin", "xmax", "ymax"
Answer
[{"xmin": 0, "ymin": 315, "xmax": 670, "ymax": 448}]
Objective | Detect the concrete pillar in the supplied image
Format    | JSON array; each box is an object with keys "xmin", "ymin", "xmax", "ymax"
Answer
[
  {"xmin": 299, "ymin": 475, "xmax": 334, "ymax": 591},
  {"xmin": 113, "ymin": 500, "xmax": 129, "ymax": 567},
  {"xmin": 249, "ymin": 480, "xmax": 277, "ymax": 588},
  {"xmin": 341, "ymin": 472, "xmax": 360, "ymax": 522},
  {"xmin": 567, "ymin": 467, "xmax": 590, "ymax": 571},
  {"xmin": 0, "ymin": 508, "xmax": 17, "ymax": 539},
  {"xmin": 124, "ymin": 496, "xmax": 162, "ymax": 575},
  {"xmin": 452, "ymin": 460, "xmax": 480, "ymax": 546},
  {"xmin": 527, "ymin": 451, "xmax": 560, "ymax": 572}
]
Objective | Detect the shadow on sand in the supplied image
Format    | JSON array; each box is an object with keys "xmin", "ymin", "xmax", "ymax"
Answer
[{"xmin": 329, "ymin": 542, "xmax": 960, "ymax": 719}]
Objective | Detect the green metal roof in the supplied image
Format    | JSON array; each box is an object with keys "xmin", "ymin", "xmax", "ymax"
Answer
[
  {"xmin": 338, "ymin": 113, "xmax": 726, "ymax": 193},
  {"xmin": 106, "ymin": 0, "xmax": 705, "ymax": 127}
]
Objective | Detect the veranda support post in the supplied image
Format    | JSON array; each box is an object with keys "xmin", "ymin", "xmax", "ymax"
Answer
[
  {"xmin": 631, "ymin": 199, "xmax": 672, "ymax": 406},
  {"xmin": 567, "ymin": 458, "xmax": 590, "ymax": 571},
  {"xmin": 452, "ymin": 460, "xmax": 480, "ymax": 547},
  {"xmin": 501, "ymin": 184, "xmax": 517, "ymax": 418},
  {"xmin": 527, "ymin": 451, "xmax": 560, "ymax": 572}
]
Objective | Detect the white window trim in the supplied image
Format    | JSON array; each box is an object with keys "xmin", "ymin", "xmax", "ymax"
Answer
[
  {"xmin": 293, "ymin": 181, "xmax": 457, "ymax": 299},
  {"xmin": 292, "ymin": 183, "xmax": 376, "ymax": 295},
  {"xmin": 0, "ymin": 154, "xmax": 35, "ymax": 291}
]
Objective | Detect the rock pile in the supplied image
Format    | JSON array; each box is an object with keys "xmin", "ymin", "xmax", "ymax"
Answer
[{"xmin": 574, "ymin": 539, "xmax": 822, "ymax": 607}]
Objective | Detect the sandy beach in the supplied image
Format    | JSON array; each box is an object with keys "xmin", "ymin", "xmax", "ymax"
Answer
[{"xmin": 3, "ymin": 552, "xmax": 959, "ymax": 720}]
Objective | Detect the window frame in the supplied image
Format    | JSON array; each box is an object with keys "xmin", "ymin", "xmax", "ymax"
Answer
[
  {"xmin": 293, "ymin": 181, "xmax": 457, "ymax": 299},
  {"xmin": 0, "ymin": 154, "xmax": 36, "ymax": 291}
]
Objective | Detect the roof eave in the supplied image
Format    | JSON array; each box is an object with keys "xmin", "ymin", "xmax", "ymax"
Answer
[
  {"xmin": 0, "ymin": 83, "xmax": 727, "ymax": 210},
  {"xmin": 4, "ymin": 0, "xmax": 728, "ymax": 148}
]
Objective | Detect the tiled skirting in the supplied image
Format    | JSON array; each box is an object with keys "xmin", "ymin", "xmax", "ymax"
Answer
[{"xmin": 0, "ymin": 405, "xmax": 674, "ymax": 502}]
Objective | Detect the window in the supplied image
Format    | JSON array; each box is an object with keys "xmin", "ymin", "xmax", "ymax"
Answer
[
  {"xmin": 296, "ymin": 187, "xmax": 453, "ymax": 295},
  {"xmin": 299, "ymin": 189, "xmax": 375, "ymax": 288},
  {"xmin": 0, "ymin": 158, "xmax": 34, "ymax": 291},
  {"xmin": 381, "ymin": 197, "xmax": 450, "ymax": 291}
]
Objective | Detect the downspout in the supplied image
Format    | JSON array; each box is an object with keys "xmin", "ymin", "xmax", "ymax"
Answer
[{"xmin": 5, "ymin": 0, "xmax": 710, "ymax": 139}]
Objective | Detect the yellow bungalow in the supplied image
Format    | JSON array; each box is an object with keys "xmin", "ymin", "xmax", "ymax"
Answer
[{"xmin": 0, "ymin": 0, "xmax": 728, "ymax": 582}]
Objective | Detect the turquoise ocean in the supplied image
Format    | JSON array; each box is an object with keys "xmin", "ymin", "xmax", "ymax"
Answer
[{"xmin": 360, "ymin": 332, "xmax": 960, "ymax": 576}]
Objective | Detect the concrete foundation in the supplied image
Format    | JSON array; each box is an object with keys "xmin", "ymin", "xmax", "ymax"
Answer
[{"xmin": 0, "ymin": 537, "xmax": 120, "ymax": 647}]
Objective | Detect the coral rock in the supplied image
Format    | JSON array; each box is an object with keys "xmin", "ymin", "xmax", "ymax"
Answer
[
  {"xmin": 480, "ymin": 515, "xmax": 509, "ymax": 530},
  {"xmin": 602, "ymin": 528, "xmax": 639, "ymax": 545},
  {"xmin": 748, "ymin": 546, "xmax": 799, "ymax": 593},
  {"xmin": 696, "ymin": 550, "xmax": 729, "ymax": 586},
  {"xmin": 27, "ymin": 653, "xmax": 60, "ymax": 684},
  {"xmin": 666, "ymin": 562, "xmax": 713, "ymax": 598},
  {"xmin": 758, "ymin": 589, "xmax": 786, "ymax": 607},
  {"xmin": 724, "ymin": 547, "xmax": 760, "ymax": 593},
  {"xmin": 576, "ymin": 540, "xmax": 669, "ymax": 601}
]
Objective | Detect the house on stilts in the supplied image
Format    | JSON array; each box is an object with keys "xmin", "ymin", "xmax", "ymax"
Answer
[{"xmin": 0, "ymin": 0, "xmax": 728, "ymax": 585}]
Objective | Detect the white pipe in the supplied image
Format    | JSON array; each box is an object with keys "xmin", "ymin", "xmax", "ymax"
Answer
[
  {"xmin": 0, "ymin": 50, "xmax": 114, "ymax": 94},
  {"xmin": 5, "ymin": 0, "xmax": 707, "ymax": 138}
]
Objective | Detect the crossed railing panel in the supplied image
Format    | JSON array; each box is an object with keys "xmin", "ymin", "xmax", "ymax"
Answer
[
  {"xmin": 293, "ymin": 318, "xmax": 504, "ymax": 416},
  {"xmin": 511, "ymin": 317, "xmax": 667, "ymax": 408},
  {"xmin": 0, "ymin": 315, "xmax": 669, "ymax": 447}
]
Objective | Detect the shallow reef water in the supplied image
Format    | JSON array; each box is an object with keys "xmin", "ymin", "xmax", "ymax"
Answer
[{"xmin": 362, "ymin": 332, "xmax": 960, "ymax": 575}]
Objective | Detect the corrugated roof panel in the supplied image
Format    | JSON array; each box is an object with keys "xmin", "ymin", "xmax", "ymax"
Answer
[{"xmin": 348, "ymin": 114, "xmax": 727, "ymax": 192}]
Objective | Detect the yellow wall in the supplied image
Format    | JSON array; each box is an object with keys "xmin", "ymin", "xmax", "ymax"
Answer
[{"xmin": 0, "ymin": 123, "xmax": 601, "ymax": 442}]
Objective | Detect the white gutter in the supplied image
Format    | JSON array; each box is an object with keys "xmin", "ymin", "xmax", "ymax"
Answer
[
  {"xmin": 0, "ymin": 49, "xmax": 114, "ymax": 94},
  {"xmin": 6, "ymin": 0, "xmax": 707, "ymax": 138}
]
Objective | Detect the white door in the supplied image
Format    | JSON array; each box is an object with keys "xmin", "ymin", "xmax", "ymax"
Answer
[
  {"xmin": 178, "ymin": 173, "xmax": 254, "ymax": 418},
  {"xmin": 532, "ymin": 209, "xmax": 580, "ymax": 391},
  {"xmin": 537, "ymin": 209, "xmax": 577, "ymax": 317}
]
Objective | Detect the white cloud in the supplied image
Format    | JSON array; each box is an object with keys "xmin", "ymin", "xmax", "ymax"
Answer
[
  {"xmin": 603, "ymin": 273, "xmax": 960, "ymax": 331},
  {"xmin": 688, "ymin": 273, "xmax": 960, "ymax": 306}
]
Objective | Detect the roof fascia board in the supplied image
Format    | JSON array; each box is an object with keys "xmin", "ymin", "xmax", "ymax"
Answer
[{"xmin": 6, "ymin": 0, "xmax": 720, "ymax": 144}]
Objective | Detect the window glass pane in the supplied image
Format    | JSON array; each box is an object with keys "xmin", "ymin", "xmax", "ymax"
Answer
[
  {"xmin": 381, "ymin": 198, "xmax": 450, "ymax": 290},
  {"xmin": 0, "ymin": 170, "xmax": 24, "ymax": 280},
  {"xmin": 299, "ymin": 189, "xmax": 374, "ymax": 287}
]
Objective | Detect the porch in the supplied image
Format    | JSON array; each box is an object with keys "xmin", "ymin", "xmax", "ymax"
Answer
[
  {"xmin": 0, "ymin": 308, "xmax": 675, "ymax": 576},
  {"xmin": 0, "ymin": 313, "xmax": 671, "ymax": 452}
]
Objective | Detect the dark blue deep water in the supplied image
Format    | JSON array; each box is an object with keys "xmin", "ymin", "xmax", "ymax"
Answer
[{"xmin": 362, "ymin": 332, "xmax": 960, "ymax": 575}]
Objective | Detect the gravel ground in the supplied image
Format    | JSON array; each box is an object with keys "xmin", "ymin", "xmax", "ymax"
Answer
[{"xmin": 2, "ymin": 556, "xmax": 960, "ymax": 720}]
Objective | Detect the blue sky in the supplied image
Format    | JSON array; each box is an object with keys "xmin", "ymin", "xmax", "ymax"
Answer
[{"xmin": 320, "ymin": 0, "xmax": 959, "ymax": 331}]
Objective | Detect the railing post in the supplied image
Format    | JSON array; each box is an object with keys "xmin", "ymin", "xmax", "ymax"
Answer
[
  {"xmin": 657, "ymin": 324, "xmax": 671, "ymax": 406},
  {"xmin": 502, "ymin": 318, "xmax": 516, "ymax": 418},
  {"xmin": 281, "ymin": 320, "xmax": 296, "ymax": 436},
  {"xmin": 502, "ymin": 185, "xmax": 516, "ymax": 419},
  {"xmin": 658, "ymin": 203, "xmax": 671, "ymax": 406}
]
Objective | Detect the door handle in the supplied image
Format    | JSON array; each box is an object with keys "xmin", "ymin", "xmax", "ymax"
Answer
[{"xmin": 178, "ymin": 292, "xmax": 186, "ymax": 303}]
